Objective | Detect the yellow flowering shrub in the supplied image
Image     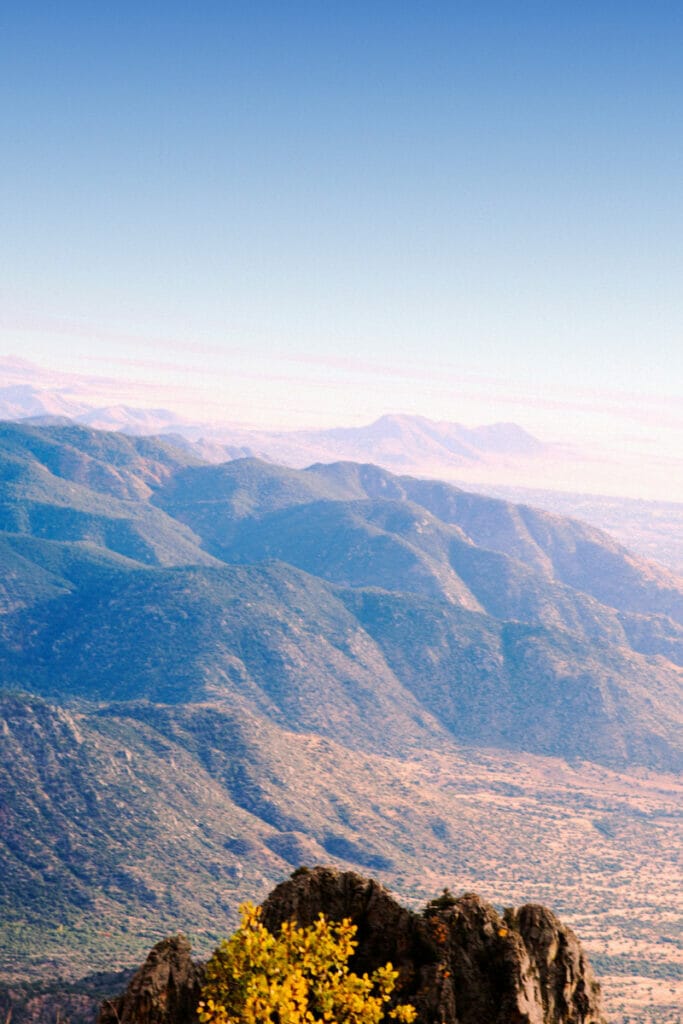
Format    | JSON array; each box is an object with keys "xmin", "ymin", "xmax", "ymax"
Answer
[{"xmin": 198, "ymin": 903, "xmax": 417, "ymax": 1024}]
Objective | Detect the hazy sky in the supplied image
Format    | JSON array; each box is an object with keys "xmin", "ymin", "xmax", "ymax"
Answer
[{"xmin": 2, "ymin": 3, "xmax": 682, "ymax": 449}]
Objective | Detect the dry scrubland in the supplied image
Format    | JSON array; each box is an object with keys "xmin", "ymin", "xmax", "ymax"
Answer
[
  {"xmin": 3, "ymin": 729, "xmax": 679, "ymax": 1023},
  {"xmin": 240, "ymin": 741, "xmax": 682, "ymax": 1024}
]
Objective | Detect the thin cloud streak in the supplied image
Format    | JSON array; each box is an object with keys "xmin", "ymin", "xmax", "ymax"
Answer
[
  {"xmin": 0, "ymin": 314, "xmax": 235, "ymax": 361},
  {"xmin": 5, "ymin": 311, "xmax": 682, "ymax": 432}
]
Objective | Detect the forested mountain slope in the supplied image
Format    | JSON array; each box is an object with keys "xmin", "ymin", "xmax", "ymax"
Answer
[{"xmin": 1, "ymin": 421, "xmax": 681, "ymax": 767}]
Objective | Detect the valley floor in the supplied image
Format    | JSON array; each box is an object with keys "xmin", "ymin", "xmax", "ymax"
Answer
[{"xmin": 2, "ymin": 739, "xmax": 680, "ymax": 1024}]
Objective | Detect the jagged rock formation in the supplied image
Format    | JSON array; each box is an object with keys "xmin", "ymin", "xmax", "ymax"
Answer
[
  {"xmin": 262, "ymin": 868, "xmax": 605, "ymax": 1024},
  {"xmin": 98, "ymin": 935, "xmax": 203, "ymax": 1024},
  {"xmin": 100, "ymin": 868, "xmax": 606, "ymax": 1024}
]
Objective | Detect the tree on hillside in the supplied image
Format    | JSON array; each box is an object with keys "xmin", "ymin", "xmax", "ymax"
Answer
[{"xmin": 198, "ymin": 902, "xmax": 416, "ymax": 1024}]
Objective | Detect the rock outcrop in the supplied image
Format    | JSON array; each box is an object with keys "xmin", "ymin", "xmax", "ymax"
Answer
[
  {"xmin": 100, "ymin": 867, "xmax": 606, "ymax": 1024},
  {"xmin": 98, "ymin": 935, "xmax": 203, "ymax": 1024},
  {"xmin": 261, "ymin": 868, "xmax": 605, "ymax": 1024}
]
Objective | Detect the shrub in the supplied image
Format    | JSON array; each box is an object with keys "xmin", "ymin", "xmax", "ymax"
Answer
[{"xmin": 199, "ymin": 902, "xmax": 416, "ymax": 1024}]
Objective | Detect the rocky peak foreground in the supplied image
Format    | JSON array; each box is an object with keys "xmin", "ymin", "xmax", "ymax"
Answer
[
  {"xmin": 98, "ymin": 935, "xmax": 203, "ymax": 1024},
  {"xmin": 100, "ymin": 867, "xmax": 606, "ymax": 1024}
]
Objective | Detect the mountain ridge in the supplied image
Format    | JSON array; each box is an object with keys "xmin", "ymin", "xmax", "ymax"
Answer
[{"xmin": 0, "ymin": 425, "xmax": 681, "ymax": 770}]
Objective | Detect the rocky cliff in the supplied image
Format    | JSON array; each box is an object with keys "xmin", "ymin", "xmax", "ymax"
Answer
[
  {"xmin": 98, "ymin": 935, "xmax": 203, "ymax": 1024},
  {"xmin": 100, "ymin": 867, "xmax": 606, "ymax": 1024}
]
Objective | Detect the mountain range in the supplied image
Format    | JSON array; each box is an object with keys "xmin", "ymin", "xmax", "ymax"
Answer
[
  {"xmin": 1, "ymin": 419, "xmax": 681, "ymax": 764},
  {"xmin": 0, "ymin": 421, "xmax": 681, "ymax": 1022},
  {"xmin": 6, "ymin": 356, "xmax": 683, "ymax": 521},
  {"xmin": 0, "ymin": 371, "xmax": 550, "ymax": 471}
]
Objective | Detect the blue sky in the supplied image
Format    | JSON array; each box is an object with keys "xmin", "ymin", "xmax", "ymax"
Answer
[{"xmin": 1, "ymin": 3, "xmax": 682, "ymax": 447}]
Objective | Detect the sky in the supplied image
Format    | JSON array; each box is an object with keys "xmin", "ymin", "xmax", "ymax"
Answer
[{"xmin": 1, "ymin": 3, "xmax": 682, "ymax": 460}]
